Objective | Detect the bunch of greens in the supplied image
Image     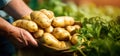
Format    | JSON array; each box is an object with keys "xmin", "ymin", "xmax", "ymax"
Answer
[
  {"xmin": 29, "ymin": 0, "xmax": 120, "ymax": 56},
  {"xmin": 73, "ymin": 16, "xmax": 120, "ymax": 56}
]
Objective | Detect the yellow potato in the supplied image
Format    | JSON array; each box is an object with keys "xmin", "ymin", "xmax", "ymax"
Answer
[
  {"xmin": 40, "ymin": 9, "xmax": 54, "ymax": 22},
  {"xmin": 70, "ymin": 33, "xmax": 85, "ymax": 45},
  {"xmin": 58, "ymin": 41, "xmax": 68, "ymax": 49},
  {"xmin": 52, "ymin": 28, "xmax": 71, "ymax": 41},
  {"xmin": 66, "ymin": 26, "xmax": 76, "ymax": 35},
  {"xmin": 12, "ymin": 20, "xmax": 23, "ymax": 26},
  {"xmin": 44, "ymin": 26, "xmax": 54, "ymax": 33},
  {"xmin": 12, "ymin": 19, "xmax": 38, "ymax": 32},
  {"xmin": 42, "ymin": 33, "xmax": 69, "ymax": 48},
  {"xmin": 52, "ymin": 16, "xmax": 75, "ymax": 27},
  {"xmin": 42, "ymin": 33, "xmax": 60, "ymax": 48},
  {"xmin": 70, "ymin": 33, "xmax": 79, "ymax": 45},
  {"xmin": 21, "ymin": 15, "xmax": 31, "ymax": 20},
  {"xmin": 64, "ymin": 16, "xmax": 75, "ymax": 26},
  {"xmin": 30, "ymin": 11, "xmax": 51, "ymax": 28},
  {"xmin": 52, "ymin": 17, "xmax": 65, "ymax": 27},
  {"xmin": 33, "ymin": 29, "xmax": 44, "ymax": 39},
  {"xmin": 30, "ymin": 11, "xmax": 40, "ymax": 19},
  {"xmin": 74, "ymin": 25, "xmax": 81, "ymax": 30},
  {"xmin": 66, "ymin": 25, "xmax": 81, "ymax": 35}
]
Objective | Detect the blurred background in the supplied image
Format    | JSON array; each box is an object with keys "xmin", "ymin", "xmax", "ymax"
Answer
[
  {"xmin": 22, "ymin": 0, "xmax": 120, "ymax": 18},
  {"xmin": 23, "ymin": 0, "xmax": 120, "ymax": 7}
]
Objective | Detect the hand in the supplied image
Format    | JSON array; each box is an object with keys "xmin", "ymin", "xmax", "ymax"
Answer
[{"xmin": 7, "ymin": 26, "xmax": 38, "ymax": 48}]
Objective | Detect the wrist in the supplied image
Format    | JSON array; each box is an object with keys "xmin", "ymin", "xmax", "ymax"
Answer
[{"xmin": 6, "ymin": 24, "xmax": 16, "ymax": 35}]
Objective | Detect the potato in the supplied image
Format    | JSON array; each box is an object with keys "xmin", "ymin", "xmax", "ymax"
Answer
[
  {"xmin": 64, "ymin": 16, "xmax": 75, "ymax": 26},
  {"xmin": 70, "ymin": 33, "xmax": 85, "ymax": 45},
  {"xmin": 42, "ymin": 33, "xmax": 60, "ymax": 48},
  {"xmin": 12, "ymin": 20, "xmax": 22, "ymax": 26},
  {"xmin": 44, "ymin": 26, "xmax": 54, "ymax": 33},
  {"xmin": 52, "ymin": 28, "xmax": 71, "ymax": 41},
  {"xmin": 52, "ymin": 16, "xmax": 75, "ymax": 27},
  {"xmin": 66, "ymin": 25, "xmax": 81, "ymax": 35},
  {"xmin": 12, "ymin": 19, "xmax": 38, "ymax": 32},
  {"xmin": 30, "ymin": 11, "xmax": 51, "ymax": 28},
  {"xmin": 33, "ymin": 29, "xmax": 44, "ymax": 39},
  {"xmin": 52, "ymin": 17, "xmax": 65, "ymax": 27},
  {"xmin": 58, "ymin": 41, "xmax": 69, "ymax": 49},
  {"xmin": 70, "ymin": 33, "xmax": 79, "ymax": 45},
  {"xmin": 74, "ymin": 25, "xmax": 81, "ymax": 30},
  {"xmin": 30, "ymin": 11, "xmax": 40, "ymax": 19},
  {"xmin": 42, "ymin": 33, "xmax": 69, "ymax": 48},
  {"xmin": 21, "ymin": 15, "xmax": 31, "ymax": 20},
  {"xmin": 40, "ymin": 9, "xmax": 54, "ymax": 22},
  {"xmin": 66, "ymin": 26, "xmax": 76, "ymax": 35}
]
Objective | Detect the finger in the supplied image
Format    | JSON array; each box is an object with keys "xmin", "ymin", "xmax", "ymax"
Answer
[
  {"xmin": 20, "ymin": 31, "xmax": 28, "ymax": 46},
  {"xmin": 28, "ymin": 35, "xmax": 38, "ymax": 47},
  {"xmin": 22, "ymin": 30, "xmax": 38, "ymax": 47}
]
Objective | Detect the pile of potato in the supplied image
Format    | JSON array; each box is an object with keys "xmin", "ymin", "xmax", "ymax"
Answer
[{"xmin": 12, "ymin": 9, "xmax": 81, "ymax": 49}]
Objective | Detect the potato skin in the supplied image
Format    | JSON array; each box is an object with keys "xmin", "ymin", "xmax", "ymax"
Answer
[
  {"xmin": 33, "ymin": 29, "xmax": 44, "ymax": 39},
  {"xmin": 66, "ymin": 25, "xmax": 81, "ymax": 35},
  {"xmin": 70, "ymin": 33, "xmax": 79, "ymax": 45},
  {"xmin": 21, "ymin": 15, "xmax": 31, "ymax": 20},
  {"xmin": 30, "ymin": 11, "xmax": 51, "ymax": 28},
  {"xmin": 12, "ymin": 19, "xmax": 38, "ymax": 32},
  {"xmin": 58, "ymin": 41, "xmax": 68, "ymax": 49},
  {"xmin": 66, "ymin": 26, "xmax": 76, "ymax": 35},
  {"xmin": 42, "ymin": 33, "xmax": 69, "ymax": 48},
  {"xmin": 52, "ymin": 16, "xmax": 75, "ymax": 27},
  {"xmin": 52, "ymin": 17, "xmax": 65, "ymax": 27},
  {"xmin": 44, "ymin": 26, "xmax": 54, "ymax": 33},
  {"xmin": 52, "ymin": 28, "xmax": 71, "ymax": 41},
  {"xmin": 40, "ymin": 9, "xmax": 54, "ymax": 22},
  {"xmin": 12, "ymin": 20, "xmax": 22, "ymax": 27},
  {"xmin": 42, "ymin": 33, "xmax": 61, "ymax": 48},
  {"xmin": 64, "ymin": 16, "xmax": 75, "ymax": 26},
  {"xmin": 74, "ymin": 25, "xmax": 81, "ymax": 30}
]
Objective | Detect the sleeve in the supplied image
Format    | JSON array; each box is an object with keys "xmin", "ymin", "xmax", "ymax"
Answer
[{"xmin": 0, "ymin": 0, "xmax": 11, "ymax": 9}]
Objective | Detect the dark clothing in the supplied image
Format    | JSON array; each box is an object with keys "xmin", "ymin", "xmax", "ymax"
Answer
[
  {"xmin": 0, "ymin": 0, "xmax": 11, "ymax": 9},
  {"xmin": 0, "ymin": 36, "xmax": 15, "ymax": 56},
  {"xmin": 0, "ymin": 0, "xmax": 15, "ymax": 56}
]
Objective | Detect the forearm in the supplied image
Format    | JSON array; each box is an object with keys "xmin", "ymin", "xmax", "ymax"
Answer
[
  {"xmin": 0, "ymin": 17, "xmax": 15, "ymax": 34},
  {"xmin": 3, "ymin": 0, "xmax": 33, "ymax": 19}
]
